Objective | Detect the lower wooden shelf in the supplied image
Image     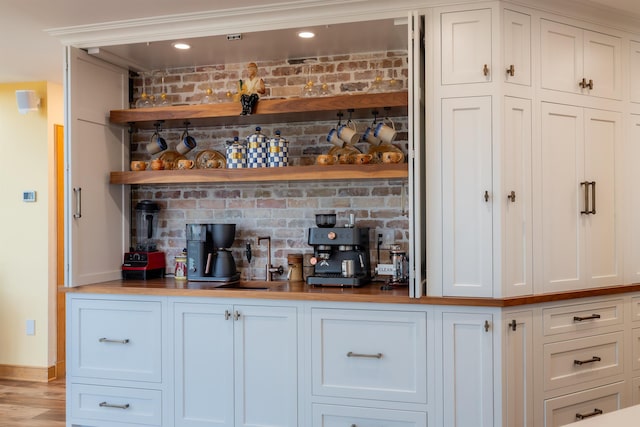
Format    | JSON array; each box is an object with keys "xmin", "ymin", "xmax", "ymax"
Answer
[{"xmin": 110, "ymin": 163, "xmax": 408, "ymax": 185}]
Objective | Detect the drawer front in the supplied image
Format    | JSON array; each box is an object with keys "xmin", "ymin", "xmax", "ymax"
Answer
[
  {"xmin": 632, "ymin": 297, "xmax": 640, "ymax": 322},
  {"xmin": 311, "ymin": 308, "xmax": 427, "ymax": 403},
  {"xmin": 633, "ymin": 328, "xmax": 640, "ymax": 371},
  {"xmin": 542, "ymin": 299, "xmax": 623, "ymax": 337},
  {"xmin": 544, "ymin": 382, "xmax": 624, "ymax": 427},
  {"xmin": 312, "ymin": 404, "xmax": 427, "ymax": 427},
  {"xmin": 70, "ymin": 298, "xmax": 162, "ymax": 382},
  {"xmin": 544, "ymin": 332, "xmax": 624, "ymax": 391},
  {"xmin": 69, "ymin": 383, "xmax": 162, "ymax": 426},
  {"xmin": 633, "ymin": 377, "xmax": 640, "ymax": 406}
]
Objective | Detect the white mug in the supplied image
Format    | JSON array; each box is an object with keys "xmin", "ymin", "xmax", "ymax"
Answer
[
  {"xmin": 146, "ymin": 133, "xmax": 167, "ymax": 154},
  {"xmin": 374, "ymin": 118, "xmax": 397, "ymax": 144},
  {"xmin": 362, "ymin": 126, "xmax": 381, "ymax": 145},
  {"xmin": 337, "ymin": 120, "xmax": 359, "ymax": 145},
  {"xmin": 326, "ymin": 128, "xmax": 344, "ymax": 147}
]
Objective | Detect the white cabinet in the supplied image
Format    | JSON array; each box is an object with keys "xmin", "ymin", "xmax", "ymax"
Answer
[
  {"xmin": 65, "ymin": 47, "xmax": 129, "ymax": 286},
  {"xmin": 440, "ymin": 8, "xmax": 492, "ymax": 85},
  {"xmin": 66, "ymin": 295, "xmax": 167, "ymax": 427},
  {"xmin": 538, "ymin": 103, "xmax": 623, "ymax": 293},
  {"xmin": 540, "ymin": 20, "xmax": 622, "ymax": 99},
  {"xmin": 173, "ymin": 301, "xmax": 298, "ymax": 427},
  {"xmin": 626, "ymin": 115, "xmax": 640, "ymax": 284},
  {"xmin": 312, "ymin": 404, "xmax": 427, "ymax": 427},
  {"xmin": 310, "ymin": 308, "xmax": 427, "ymax": 404},
  {"xmin": 630, "ymin": 41, "xmax": 640, "ymax": 103},
  {"xmin": 502, "ymin": 310, "xmax": 534, "ymax": 427},
  {"xmin": 501, "ymin": 97, "xmax": 533, "ymax": 297},
  {"xmin": 503, "ymin": 9, "xmax": 531, "ymax": 86},
  {"xmin": 441, "ymin": 96, "xmax": 493, "ymax": 297},
  {"xmin": 543, "ymin": 382, "xmax": 624, "ymax": 426},
  {"xmin": 441, "ymin": 311, "xmax": 494, "ymax": 427}
]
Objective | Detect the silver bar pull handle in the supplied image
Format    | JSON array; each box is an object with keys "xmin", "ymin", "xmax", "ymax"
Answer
[
  {"xmin": 574, "ymin": 356, "xmax": 601, "ymax": 366},
  {"xmin": 573, "ymin": 314, "xmax": 601, "ymax": 322},
  {"xmin": 347, "ymin": 351, "xmax": 383, "ymax": 359},
  {"xmin": 590, "ymin": 181, "xmax": 596, "ymax": 214},
  {"xmin": 575, "ymin": 408, "xmax": 602, "ymax": 420},
  {"xmin": 99, "ymin": 402, "xmax": 130, "ymax": 410},
  {"xmin": 73, "ymin": 187, "xmax": 82, "ymax": 218},
  {"xmin": 99, "ymin": 337, "xmax": 130, "ymax": 344}
]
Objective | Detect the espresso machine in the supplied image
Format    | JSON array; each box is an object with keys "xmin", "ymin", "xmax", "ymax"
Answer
[
  {"xmin": 122, "ymin": 200, "xmax": 166, "ymax": 280},
  {"xmin": 307, "ymin": 222, "xmax": 371, "ymax": 287},
  {"xmin": 186, "ymin": 223, "xmax": 240, "ymax": 283}
]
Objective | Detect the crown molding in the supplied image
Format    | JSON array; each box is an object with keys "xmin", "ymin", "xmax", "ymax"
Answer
[{"xmin": 45, "ymin": 0, "xmax": 429, "ymax": 48}]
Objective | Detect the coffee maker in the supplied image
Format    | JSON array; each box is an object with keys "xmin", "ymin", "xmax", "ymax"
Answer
[
  {"xmin": 307, "ymin": 225, "xmax": 371, "ymax": 287},
  {"xmin": 122, "ymin": 200, "xmax": 166, "ymax": 280},
  {"xmin": 186, "ymin": 223, "xmax": 240, "ymax": 283}
]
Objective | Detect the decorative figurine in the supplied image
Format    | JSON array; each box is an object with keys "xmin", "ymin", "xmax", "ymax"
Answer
[{"xmin": 239, "ymin": 62, "xmax": 265, "ymax": 115}]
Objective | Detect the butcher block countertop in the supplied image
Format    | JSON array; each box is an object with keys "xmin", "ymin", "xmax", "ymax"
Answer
[{"xmin": 62, "ymin": 278, "xmax": 640, "ymax": 307}]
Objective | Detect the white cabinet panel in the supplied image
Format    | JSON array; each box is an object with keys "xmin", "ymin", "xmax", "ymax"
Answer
[
  {"xmin": 502, "ymin": 97, "xmax": 533, "ymax": 297},
  {"xmin": 503, "ymin": 311, "xmax": 534, "ymax": 427},
  {"xmin": 544, "ymin": 381, "xmax": 623, "ymax": 427},
  {"xmin": 583, "ymin": 30, "xmax": 622, "ymax": 99},
  {"xmin": 503, "ymin": 9, "xmax": 531, "ymax": 86},
  {"xmin": 311, "ymin": 308, "xmax": 427, "ymax": 403},
  {"xmin": 542, "ymin": 299, "xmax": 624, "ymax": 337},
  {"xmin": 442, "ymin": 312, "xmax": 493, "ymax": 427},
  {"xmin": 627, "ymin": 116, "xmax": 640, "ymax": 283},
  {"xmin": 441, "ymin": 96, "xmax": 493, "ymax": 297},
  {"xmin": 441, "ymin": 9, "xmax": 492, "ymax": 85},
  {"xmin": 630, "ymin": 41, "xmax": 640, "ymax": 103},
  {"xmin": 312, "ymin": 404, "xmax": 427, "ymax": 427}
]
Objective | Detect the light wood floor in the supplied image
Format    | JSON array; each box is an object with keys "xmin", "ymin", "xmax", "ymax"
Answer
[{"xmin": 0, "ymin": 378, "xmax": 65, "ymax": 427}]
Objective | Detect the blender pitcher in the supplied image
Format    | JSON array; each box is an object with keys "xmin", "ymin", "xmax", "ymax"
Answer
[{"xmin": 135, "ymin": 200, "xmax": 160, "ymax": 252}]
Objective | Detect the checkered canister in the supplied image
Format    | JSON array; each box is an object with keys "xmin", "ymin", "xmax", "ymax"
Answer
[{"xmin": 268, "ymin": 130, "xmax": 288, "ymax": 167}]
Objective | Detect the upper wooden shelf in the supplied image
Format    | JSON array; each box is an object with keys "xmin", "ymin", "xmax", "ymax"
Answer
[
  {"xmin": 110, "ymin": 91, "xmax": 408, "ymax": 129},
  {"xmin": 110, "ymin": 163, "xmax": 408, "ymax": 185}
]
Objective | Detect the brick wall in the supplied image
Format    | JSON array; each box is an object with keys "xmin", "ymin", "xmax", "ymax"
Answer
[{"xmin": 130, "ymin": 51, "xmax": 410, "ymax": 280}]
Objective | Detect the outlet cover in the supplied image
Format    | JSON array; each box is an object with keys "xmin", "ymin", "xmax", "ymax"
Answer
[{"xmin": 26, "ymin": 320, "xmax": 35, "ymax": 335}]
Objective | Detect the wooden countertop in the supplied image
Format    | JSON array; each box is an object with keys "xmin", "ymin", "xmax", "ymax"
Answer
[{"xmin": 62, "ymin": 278, "xmax": 640, "ymax": 306}]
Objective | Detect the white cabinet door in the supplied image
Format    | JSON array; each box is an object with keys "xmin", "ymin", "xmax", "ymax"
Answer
[
  {"xmin": 65, "ymin": 46, "xmax": 129, "ymax": 286},
  {"xmin": 583, "ymin": 30, "xmax": 622, "ymax": 99},
  {"xmin": 234, "ymin": 305, "xmax": 298, "ymax": 427},
  {"xmin": 583, "ymin": 109, "xmax": 623, "ymax": 288},
  {"xmin": 503, "ymin": 9, "xmax": 531, "ymax": 86},
  {"xmin": 630, "ymin": 41, "xmax": 640, "ymax": 103},
  {"xmin": 442, "ymin": 97, "xmax": 493, "ymax": 297},
  {"xmin": 628, "ymin": 115, "xmax": 640, "ymax": 283},
  {"xmin": 539, "ymin": 103, "xmax": 622, "ymax": 292},
  {"xmin": 540, "ymin": 20, "xmax": 621, "ymax": 99},
  {"xmin": 503, "ymin": 311, "xmax": 534, "ymax": 427},
  {"xmin": 540, "ymin": 20, "xmax": 583, "ymax": 95},
  {"xmin": 174, "ymin": 302, "xmax": 298, "ymax": 427},
  {"xmin": 174, "ymin": 302, "xmax": 234, "ymax": 427},
  {"xmin": 502, "ymin": 97, "xmax": 533, "ymax": 297},
  {"xmin": 441, "ymin": 9, "xmax": 492, "ymax": 85},
  {"xmin": 442, "ymin": 312, "xmax": 494, "ymax": 427}
]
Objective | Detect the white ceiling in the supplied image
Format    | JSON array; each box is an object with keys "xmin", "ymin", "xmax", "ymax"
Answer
[{"xmin": 1, "ymin": 0, "xmax": 639, "ymax": 85}]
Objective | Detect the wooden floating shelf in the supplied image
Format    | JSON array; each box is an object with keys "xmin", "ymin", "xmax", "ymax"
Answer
[
  {"xmin": 110, "ymin": 91, "xmax": 408, "ymax": 129},
  {"xmin": 110, "ymin": 163, "xmax": 408, "ymax": 185}
]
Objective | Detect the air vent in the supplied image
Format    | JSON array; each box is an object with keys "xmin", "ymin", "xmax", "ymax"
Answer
[{"xmin": 226, "ymin": 34, "xmax": 242, "ymax": 41}]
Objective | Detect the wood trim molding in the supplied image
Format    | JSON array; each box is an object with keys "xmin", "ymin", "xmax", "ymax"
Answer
[{"xmin": 0, "ymin": 364, "xmax": 58, "ymax": 382}]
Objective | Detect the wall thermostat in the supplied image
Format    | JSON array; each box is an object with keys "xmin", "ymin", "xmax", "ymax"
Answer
[{"xmin": 22, "ymin": 191, "xmax": 36, "ymax": 202}]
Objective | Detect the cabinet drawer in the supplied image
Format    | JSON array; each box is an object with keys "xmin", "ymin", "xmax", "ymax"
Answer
[
  {"xmin": 632, "ymin": 297, "xmax": 640, "ymax": 322},
  {"xmin": 311, "ymin": 308, "xmax": 427, "ymax": 403},
  {"xmin": 70, "ymin": 298, "xmax": 162, "ymax": 382},
  {"xmin": 312, "ymin": 404, "xmax": 427, "ymax": 427},
  {"xmin": 543, "ymin": 381, "xmax": 623, "ymax": 427},
  {"xmin": 544, "ymin": 332, "xmax": 624, "ymax": 391},
  {"xmin": 69, "ymin": 383, "xmax": 162, "ymax": 426},
  {"xmin": 542, "ymin": 299, "xmax": 623, "ymax": 337}
]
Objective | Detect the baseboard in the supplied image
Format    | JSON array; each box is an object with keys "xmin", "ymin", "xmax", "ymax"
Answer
[{"xmin": 0, "ymin": 364, "xmax": 58, "ymax": 382}]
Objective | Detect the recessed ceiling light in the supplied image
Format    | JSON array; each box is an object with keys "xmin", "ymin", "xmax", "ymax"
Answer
[
  {"xmin": 172, "ymin": 42, "xmax": 191, "ymax": 50},
  {"xmin": 298, "ymin": 31, "xmax": 315, "ymax": 39}
]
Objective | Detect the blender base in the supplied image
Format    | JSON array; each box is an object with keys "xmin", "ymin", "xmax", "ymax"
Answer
[{"xmin": 122, "ymin": 251, "xmax": 166, "ymax": 280}]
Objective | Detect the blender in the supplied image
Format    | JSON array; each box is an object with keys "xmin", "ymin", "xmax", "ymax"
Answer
[{"xmin": 122, "ymin": 200, "xmax": 166, "ymax": 280}]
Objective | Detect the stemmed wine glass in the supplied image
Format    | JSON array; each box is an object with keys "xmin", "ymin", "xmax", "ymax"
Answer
[
  {"xmin": 156, "ymin": 71, "xmax": 170, "ymax": 107},
  {"xmin": 135, "ymin": 71, "xmax": 153, "ymax": 108}
]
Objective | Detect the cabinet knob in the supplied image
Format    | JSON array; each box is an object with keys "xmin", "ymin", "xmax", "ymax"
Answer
[
  {"xmin": 506, "ymin": 64, "xmax": 515, "ymax": 77},
  {"xmin": 483, "ymin": 64, "xmax": 490, "ymax": 76},
  {"xmin": 507, "ymin": 191, "xmax": 516, "ymax": 202},
  {"xmin": 484, "ymin": 320, "xmax": 490, "ymax": 332},
  {"xmin": 224, "ymin": 310, "xmax": 231, "ymax": 320},
  {"xmin": 484, "ymin": 190, "xmax": 490, "ymax": 202},
  {"xmin": 233, "ymin": 310, "xmax": 241, "ymax": 321}
]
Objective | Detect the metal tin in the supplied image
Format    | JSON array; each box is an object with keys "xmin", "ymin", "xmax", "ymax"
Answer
[
  {"xmin": 246, "ymin": 126, "xmax": 268, "ymax": 168},
  {"xmin": 226, "ymin": 137, "xmax": 246, "ymax": 169},
  {"xmin": 268, "ymin": 130, "xmax": 289, "ymax": 167}
]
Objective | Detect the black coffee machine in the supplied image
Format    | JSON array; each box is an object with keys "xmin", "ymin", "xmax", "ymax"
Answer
[
  {"xmin": 307, "ymin": 224, "xmax": 371, "ymax": 287},
  {"xmin": 186, "ymin": 223, "xmax": 240, "ymax": 283}
]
